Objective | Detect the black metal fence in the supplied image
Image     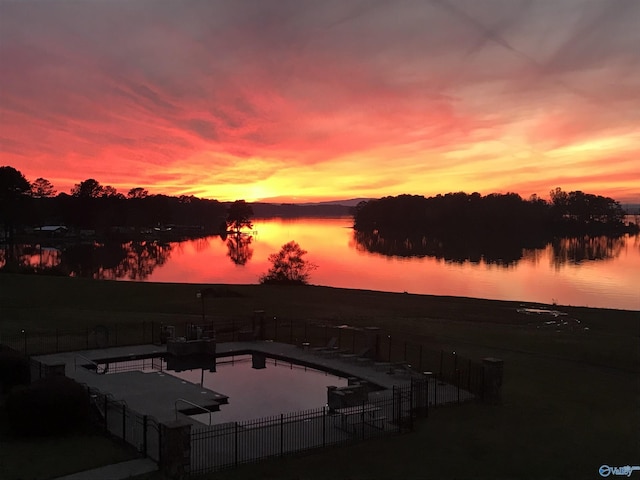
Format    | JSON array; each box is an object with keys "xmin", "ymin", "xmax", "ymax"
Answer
[
  {"xmin": 3, "ymin": 315, "xmax": 490, "ymax": 476},
  {"xmin": 224, "ymin": 316, "xmax": 487, "ymax": 400},
  {"xmin": 90, "ymin": 388, "xmax": 161, "ymax": 463},
  {"xmin": 0, "ymin": 321, "xmax": 160, "ymax": 356},
  {"xmin": 25, "ymin": 354, "xmax": 162, "ymax": 462},
  {"xmin": 190, "ymin": 381, "xmax": 426, "ymax": 475},
  {"xmin": 2, "ymin": 316, "xmax": 486, "ymax": 400}
]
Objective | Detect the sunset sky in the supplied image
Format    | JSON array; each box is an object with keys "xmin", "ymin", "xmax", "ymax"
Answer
[{"xmin": 1, "ymin": 0, "xmax": 639, "ymax": 203}]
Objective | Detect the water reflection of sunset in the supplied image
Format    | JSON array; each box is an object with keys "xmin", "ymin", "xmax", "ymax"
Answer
[
  {"xmin": 134, "ymin": 218, "xmax": 639, "ymax": 310},
  {"xmin": 3, "ymin": 219, "xmax": 637, "ymax": 309}
]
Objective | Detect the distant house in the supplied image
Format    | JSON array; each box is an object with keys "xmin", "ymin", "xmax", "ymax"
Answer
[{"xmin": 34, "ymin": 225, "xmax": 68, "ymax": 237}]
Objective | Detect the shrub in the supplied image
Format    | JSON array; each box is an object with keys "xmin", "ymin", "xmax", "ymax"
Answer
[
  {"xmin": 0, "ymin": 351, "xmax": 31, "ymax": 394},
  {"xmin": 5, "ymin": 375, "xmax": 90, "ymax": 437},
  {"xmin": 260, "ymin": 241, "xmax": 317, "ymax": 285}
]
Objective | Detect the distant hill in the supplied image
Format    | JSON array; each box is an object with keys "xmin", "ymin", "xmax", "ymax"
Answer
[
  {"xmin": 250, "ymin": 202, "xmax": 353, "ymax": 218},
  {"xmin": 297, "ymin": 198, "xmax": 373, "ymax": 207},
  {"xmin": 622, "ymin": 203, "xmax": 640, "ymax": 214}
]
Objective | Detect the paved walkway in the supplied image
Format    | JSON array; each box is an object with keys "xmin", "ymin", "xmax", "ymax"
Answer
[
  {"xmin": 34, "ymin": 340, "xmax": 469, "ymax": 423},
  {"xmin": 52, "ymin": 458, "xmax": 157, "ymax": 480}
]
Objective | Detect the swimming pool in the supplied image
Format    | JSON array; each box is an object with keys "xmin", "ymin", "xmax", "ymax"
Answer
[{"xmin": 91, "ymin": 353, "xmax": 352, "ymax": 424}]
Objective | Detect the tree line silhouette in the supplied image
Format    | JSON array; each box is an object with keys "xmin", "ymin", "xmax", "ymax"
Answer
[
  {"xmin": 1, "ymin": 166, "xmax": 227, "ymax": 240},
  {"xmin": 354, "ymin": 190, "xmax": 633, "ymax": 237},
  {"xmin": 352, "ymin": 190, "xmax": 637, "ymax": 264}
]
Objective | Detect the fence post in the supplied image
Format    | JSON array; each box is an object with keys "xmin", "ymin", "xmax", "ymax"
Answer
[
  {"xmin": 409, "ymin": 379, "xmax": 414, "ymax": 431},
  {"xmin": 234, "ymin": 422, "xmax": 238, "ymax": 467},
  {"xmin": 22, "ymin": 330, "xmax": 27, "ymax": 355},
  {"xmin": 280, "ymin": 414, "xmax": 284, "ymax": 457},
  {"xmin": 425, "ymin": 373, "xmax": 430, "ymax": 418},
  {"xmin": 397, "ymin": 387, "xmax": 402, "ymax": 433},
  {"xmin": 122, "ymin": 403, "xmax": 126, "ymax": 441},
  {"xmin": 434, "ymin": 374, "xmax": 438, "ymax": 407},
  {"xmin": 392, "ymin": 386, "xmax": 396, "ymax": 426},
  {"xmin": 104, "ymin": 397, "xmax": 109, "ymax": 433},
  {"xmin": 158, "ymin": 423, "xmax": 162, "ymax": 464},
  {"xmin": 322, "ymin": 406, "xmax": 326, "ymax": 447},
  {"xmin": 143, "ymin": 415, "xmax": 148, "ymax": 457}
]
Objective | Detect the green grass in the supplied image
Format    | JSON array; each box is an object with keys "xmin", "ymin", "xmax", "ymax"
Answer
[{"xmin": 1, "ymin": 273, "xmax": 638, "ymax": 480}]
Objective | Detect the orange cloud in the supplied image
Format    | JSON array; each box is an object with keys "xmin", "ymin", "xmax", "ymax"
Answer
[{"xmin": 1, "ymin": 0, "xmax": 639, "ymax": 202}]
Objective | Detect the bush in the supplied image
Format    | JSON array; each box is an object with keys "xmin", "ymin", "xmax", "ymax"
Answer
[
  {"xmin": 0, "ymin": 351, "xmax": 31, "ymax": 394},
  {"xmin": 5, "ymin": 375, "xmax": 90, "ymax": 437},
  {"xmin": 260, "ymin": 241, "xmax": 317, "ymax": 285}
]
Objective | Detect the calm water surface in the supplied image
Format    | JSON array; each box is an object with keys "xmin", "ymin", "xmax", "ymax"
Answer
[
  {"xmin": 137, "ymin": 217, "xmax": 639, "ymax": 310},
  {"xmin": 9, "ymin": 217, "xmax": 639, "ymax": 310},
  {"xmin": 170, "ymin": 355, "xmax": 347, "ymax": 424}
]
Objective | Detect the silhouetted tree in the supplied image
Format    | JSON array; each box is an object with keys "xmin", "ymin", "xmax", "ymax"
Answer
[
  {"xmin": 71, "ymin": 179, "xmax": 103, "ymax": 198},
  {"xmin": 101, "ymin": 185, "xmax": 123, "ymax": 199},
  {"xmin": 127, "ymin": 187, "xmax": 149, "ymax": 199},
  {"xmin": 260, "ymin": 241, "xmax": 317, "ymax": 285},
  {"xmin": 226, "ymin": 200, "xmax": 253, "ymax": 233},
  {"xmin": 0, "ymin": 166, "xmax": 31, "ymax": 241},
  {"xmin": 30, "ymin": 178, "xmax": 57, "ymax": 198}
]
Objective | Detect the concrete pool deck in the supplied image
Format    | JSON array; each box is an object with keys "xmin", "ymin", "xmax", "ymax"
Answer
[{"xmin": 34, "ymin": 340, "xmax": 466, "ymax": 424}]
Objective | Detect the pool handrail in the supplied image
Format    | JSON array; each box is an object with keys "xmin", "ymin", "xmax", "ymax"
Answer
[
  {"xmin": 175, "ymin": 398, "xmax": 213, "ymax": 425},
  {"xmin": 74, "ymin": 354, "xmax": 108, "ymax": 374}
]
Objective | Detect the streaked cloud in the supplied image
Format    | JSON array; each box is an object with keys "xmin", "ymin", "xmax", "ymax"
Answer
[{"xmin": 1, "ymin": 0, "xmax": 638, "ymax": 202}]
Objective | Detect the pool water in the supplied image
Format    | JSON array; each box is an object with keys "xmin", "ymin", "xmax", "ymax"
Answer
[{"xmin": 97, "ymin": 354, "xmax": 349, "ymax": 424}]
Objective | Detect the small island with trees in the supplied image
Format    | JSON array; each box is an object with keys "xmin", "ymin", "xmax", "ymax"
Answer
[{"xmin": 352, "ymin": 189, "xmax": 638, "ymax": 262}]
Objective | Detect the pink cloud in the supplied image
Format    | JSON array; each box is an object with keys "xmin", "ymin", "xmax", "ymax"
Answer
[{"xmin": 1, "ymin": 0, "xmax": 639, "ymax": 201}]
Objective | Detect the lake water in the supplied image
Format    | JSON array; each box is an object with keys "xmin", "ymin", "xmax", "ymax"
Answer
[{"xmin": 6, "ymin": 217, "xmax": 640, "ymax": 310}]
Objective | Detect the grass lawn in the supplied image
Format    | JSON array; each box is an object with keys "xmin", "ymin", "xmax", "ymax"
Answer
[
  {"xmin": 1, "ymin": 274, "xmax": 638, "ymax": 479},
  {"xmin": 0, "ymin": 429, "xmax": 138, "ymax": 480}
]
